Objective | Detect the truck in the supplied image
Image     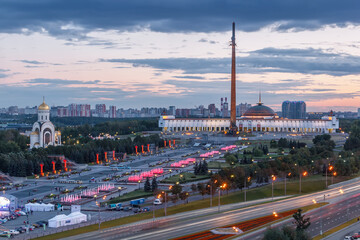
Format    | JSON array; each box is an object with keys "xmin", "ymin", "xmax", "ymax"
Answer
[
  {"xmin": 108, "ymin": 203, "xmax": 122, "ymax": 210},
  {"xmin": 130, "ymin": 198, "xmax": 145, "ymax": 206}
]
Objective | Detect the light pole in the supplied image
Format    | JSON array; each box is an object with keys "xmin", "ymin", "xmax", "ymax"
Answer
[
  {"xmin": 118, "ymin": 187, "xmax": 121, "ymax": 197},
  {"xmin": 320, "ymin": 194, "xmax": 325, "ymax": 235},
  {"xmin": 218, "ymin": 183, "xmax": 226, "ymax": 212},
  {"xmin": 163, "ymin": 191, "xmax": 167, "ymax": 216},
  {"xmin": 244, "ymin": 177, "xmax": 250, "ymax": 202},
  {"xmin": 285, "ymin": 172, "xmax": 291, "ymax": 196},
  {"xmin": 208, "ymin": 184, "xmax": 212, "ymax": 207},
  {"xmin": 271, "ymin": 175, "xmax": 276, "ymax": 201},
  {"xmin": 300, "ymin": 171, "xmax": 307, "ymax": 194},
  {"xmin": 332, "ymin": 171, "xmax": 336, "ymax": 185}
]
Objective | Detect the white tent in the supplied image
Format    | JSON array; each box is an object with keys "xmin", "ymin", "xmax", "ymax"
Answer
[
  {"xmin": 48, "ymin": 214, "xmax": 67, "ymax": 228},
  {"xmin": 48, "ymin": 212, "xmax": 87, "ymax": 228},
  {"xmin": 65, "ymin": 212, "xmax": 87, "ymax": 225},
  {"xmin": 25, "ymin": 203, "xmax": 55, "ymax": 212}
]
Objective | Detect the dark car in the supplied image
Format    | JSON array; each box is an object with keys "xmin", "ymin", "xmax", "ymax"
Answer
[
  {"xmin": 16, "ymin": 227, "xmax": 26, "ymax": 233},
  {"xmin": 142, "ymin": 207, "xmax": 151, "ymax": 212},
  {"xmin": 133, "ymin": 207, "xmax": 142, "ymax": 213},
  {"xmin": 123, "ymin": 207, "xmax": 131, "ymax": 211},
  {"xmin": 37, "ymin": 220, "xmax": 48, "ymax": 226}
]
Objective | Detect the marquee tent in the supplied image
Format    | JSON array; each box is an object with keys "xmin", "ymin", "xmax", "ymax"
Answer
[{"xmin": 25, "ymin": 203, "xmax": 55, "ymax": 212}]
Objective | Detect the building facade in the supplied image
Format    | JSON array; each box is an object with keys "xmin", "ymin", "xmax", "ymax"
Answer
[
  {"xmin": 282, "ymin": 101, "xmax": 306, "ymax": 119},
  {"xmin": 30, "ymin": 100, "xmax": 61, "ymax": 149},
  {"xmin": 159, "ymin": 101, "xmax": 338, "ymax": 134}
]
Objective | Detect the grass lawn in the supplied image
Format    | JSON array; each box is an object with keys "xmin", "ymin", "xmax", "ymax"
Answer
[
  {"xmin": 161, "ymin": 172, "xmax": 210, "ymax": 184},
  {"xmin": 107, "ymin": 189, "xmax": 153, "ymax": 204},
  {"xmin": 33, "ymin": 174, "xmax": 348, "ymax": 240}
]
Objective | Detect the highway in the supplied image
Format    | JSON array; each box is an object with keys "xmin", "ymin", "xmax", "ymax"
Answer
[{"xmin": 61, "ymin": 177, "xmax": 360, "ymax": 240}]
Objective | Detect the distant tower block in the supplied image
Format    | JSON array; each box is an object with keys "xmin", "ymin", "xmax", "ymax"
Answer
[{"xmin": 230, "ymin": 22, "xmax": 238, "ymax": 133}]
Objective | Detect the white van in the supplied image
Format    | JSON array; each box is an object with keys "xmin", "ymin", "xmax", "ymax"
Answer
[{"xmin": 153, "ymin": 199, "xmax": 162, "ymax": 205}]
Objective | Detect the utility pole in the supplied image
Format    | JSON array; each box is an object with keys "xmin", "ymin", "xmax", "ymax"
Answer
[
  {"xmin": 244, "ymin": 177, "xmax": 247, "ymax": 202},
  {"xmin": 218, "ymin": 188, "xmax": 221, "ymax": 212}
]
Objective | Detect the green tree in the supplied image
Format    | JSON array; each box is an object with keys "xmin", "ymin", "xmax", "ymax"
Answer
[
  {"xmin": 292, "ymin": 209, "xmax": 311, "ymax": 231},
  {"xmin": 151, "ymin": 177, "xmax": 158, "ymax": 192},
  {"xmin": 225, "ymin": 155, "xmax": 237, "ymax": 166},
  {"xmin": 144, "ymin": 177, "xmax": 151, "ymax": 192},
  {"xmin": 171, "ymin": 184, "xmax": 183, "ymax": 196}
]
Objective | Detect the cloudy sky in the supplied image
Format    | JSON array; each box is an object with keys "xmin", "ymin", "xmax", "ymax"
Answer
[{"xmin": 1, "ymin": 0, "xmax": 360, "ymax": 111}]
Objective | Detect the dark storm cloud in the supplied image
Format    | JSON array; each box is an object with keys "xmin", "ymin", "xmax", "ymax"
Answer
[
  {"xmin": 101, "ymin": 47, "xmax": 360, "ymax": 76},
  {"xmin": 26, "ymin": 78, "xmax": 101, "ymax": 85},
  {"xmin": 1, "ymin": 0, "xmax": 360, "ymax": 37}
]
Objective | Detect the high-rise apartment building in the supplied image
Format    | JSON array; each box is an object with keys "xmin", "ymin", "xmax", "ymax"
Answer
[
  {"xmin": 109, "ymin": 105, "xmax": 116, "ymax": 118},
  {"xmin": 168, "ymin": 106, "xmax": 176, "ymax": 116},
  {"xmin": 236, "ymin": 103, "xmax": 252, "ymax": 117},
  {"xmin": 282, "ymin": 101, "xmax": 306, "ymax": 119},
  {"xmin": 77, "ymin": 104, "xmax": 91, "ymax": 117},
  {"xmin": 95, "ymin": 104, "xmax": 106, "ymax": 117}
]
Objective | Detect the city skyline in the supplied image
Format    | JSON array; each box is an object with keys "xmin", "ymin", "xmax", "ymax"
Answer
[{"xmin": 1, "ymin": 1, "xmax": 360, "ymax": 111}]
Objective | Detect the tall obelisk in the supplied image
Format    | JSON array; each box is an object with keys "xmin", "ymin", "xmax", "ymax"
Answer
[{"xmin": 230, "ymin": 22, "xmax": 237, "ymax": 133}]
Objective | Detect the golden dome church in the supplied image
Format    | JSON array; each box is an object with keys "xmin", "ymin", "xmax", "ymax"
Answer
[{"xmin": 30, "ymin": 98, "xmax": 61, "ymax": 149}]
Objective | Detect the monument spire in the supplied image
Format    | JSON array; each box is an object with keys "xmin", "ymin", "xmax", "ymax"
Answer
[{"xmin": 230, "ymin": 22, "xmax": 237, "ymax": 133}]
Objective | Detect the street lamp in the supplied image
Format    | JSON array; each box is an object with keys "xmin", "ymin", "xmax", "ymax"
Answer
[
  {"xmin": 327, "ymin": 165, "xmax": 333, "ymax": 188},
  {"xmin": 285, "ymin": 172, "xmax": 291, "ymax": 196},
  {"xmin": 208, "ymin": 184, "xmax": 212, "ymax": 207},
  {"xmin": 271, "ymin": 175, "xmax": 276, "ymax": 201},
  {"xmin": 299, "ymin": 171, "xmax": 307, "ymax": 194},
  {"xmin": 218, "ymin": 183, "xmax": 226, "ymax": 212},
  {"xmin": 138, "ymin": 180, "xmax": 141, "ymax": 190},
  {"xmin": 332, "ymin": 171, "xmax": 337, "ymax": 185},
  {"xmin": 244, "ymin": 177, "xmax": 251, "ymax": 202},
  {"xmin": 118, "ymin": 187, "xmax": 122, "ymax": 197}
]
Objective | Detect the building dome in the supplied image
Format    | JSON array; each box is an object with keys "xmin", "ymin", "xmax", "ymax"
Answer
[
  {"xmin": 38, "ymin": 101, "xmax": 50, "ymax": 110},
  {"xmin": 243, "ymin": 103, "xmax": 276, "ymax": 117}
]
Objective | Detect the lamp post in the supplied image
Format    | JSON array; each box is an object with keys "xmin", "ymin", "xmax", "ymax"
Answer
[
  {"xmin": 218, "ymin": 183, "xmax": 226, "ymax": 212},
  {"xmin": 271, "ymin": 175, "xmax": 276, "ymax": 201},
  {"xmin": 332, "ymin": 171, "xmax": 336, "ymax": 185},
  {"xmin": 118, "ymin": 187, "xmax": 121, "ymax": 197},
  {"xmin": 300, "ymin": 171, "xmax": 308, "ymax": 194},
  {"xmin": 208, "ymin": 184, "xmax": 212, "ymax": 207},
  {"xmin": 138, "ymin": 180, "xmax": 141, "ymax": 190},
  {"xmin": 163, "ymin": 191, "xmax": 168, "ymax": 216},
  {"xmin": 285, "ymin": 172, "xmax": 291, "ymax": 196},
  {"xmin": 244, "ymin": 177, "xmax": 250, "ymax": 202},
  {"xmin": 320, "ymin": 194, "xmax": 325, "ymax": 235}
]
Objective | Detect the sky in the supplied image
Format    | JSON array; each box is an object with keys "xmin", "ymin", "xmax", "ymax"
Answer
[{"xmin": 1, "ymin": 0, "xmax": 360, "ymax": 112}]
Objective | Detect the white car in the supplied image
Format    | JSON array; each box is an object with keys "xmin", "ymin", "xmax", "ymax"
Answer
[
  {"xmin": 4, "ymin": 230, "xmax": 20, "ymax": 235},
  {"xmin": 344, "ymin": 236, "xmax": 354, "ymax": 240},
  {"xmin": 18, "ymin": 211, "xmax": 27, "ymax": 216},
  {"xmin": 153, "ymin": 199, "xmax": 162, "ymax": 205}
]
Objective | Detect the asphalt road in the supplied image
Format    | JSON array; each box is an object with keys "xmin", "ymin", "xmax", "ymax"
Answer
[
  {"xmin": 237, "ymin": 192, "xmax": 360, "ymax": 240},
  {"xmin": 61, "ymin": 177, "xmax": 360, "ymax": 240},
  {"xmin": 323, "ymin": 221, "xmax": 360, "ymax": 240}
]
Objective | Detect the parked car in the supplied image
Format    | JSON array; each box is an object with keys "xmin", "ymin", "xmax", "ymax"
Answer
[
  {"xmin": 32, "ymin": 223, "xmax": 40, "ymax": 228},
  {"xmin": 5, "ymin": 229, "xmax": 20, "ymax": 235},
  {"xmin": 16, "ymin": 227, "xmax": 26, "ymax": 233},
  {"xmin": 26, "ymin": 226, "xmax": 35, "ymax": 231},
  {"xmin": 18, "ymin": 211, "xmax": 27, "ymax": 216},
  {"xmin": 344, "ymin": 236, "xmax": 354, "ymax": 240},
  {"xmin": 153, "ymin": 199, "xmax": 162, "ymax": 205}
]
